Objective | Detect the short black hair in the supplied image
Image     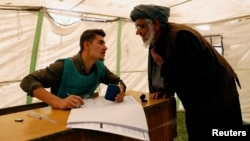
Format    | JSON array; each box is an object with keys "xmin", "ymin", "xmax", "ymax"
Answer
[{"xmin": 79, "ymin": 29, "xmax": 106, "ymax": 53}]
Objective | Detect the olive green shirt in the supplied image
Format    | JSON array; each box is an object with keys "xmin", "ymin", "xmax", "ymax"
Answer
[{"xmin": 20, "ymin": 53, "xmax": 125, "ymax": 96}]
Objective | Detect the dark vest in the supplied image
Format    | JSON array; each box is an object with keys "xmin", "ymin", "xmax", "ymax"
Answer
[
  {"xmin": 173, "ymin": 23, "xmax": 237, "ymax": 77},
  {"xmin": 149, "ymin": 23, "xmax": 241, "ymax": 112}
]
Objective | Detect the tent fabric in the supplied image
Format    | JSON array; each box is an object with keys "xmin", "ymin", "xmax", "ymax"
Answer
[
  {"xmin": 0, "ymin": 0, "xmax": 250, "ymax": 122},
  {"xmin": 1, "ymin": 0, "xmax": 250, "ymax": 23}
]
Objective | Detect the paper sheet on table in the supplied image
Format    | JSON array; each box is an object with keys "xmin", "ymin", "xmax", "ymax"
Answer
[{"xmin": 67, "ymin": 95, "xmax": 149, "ymax": 141}]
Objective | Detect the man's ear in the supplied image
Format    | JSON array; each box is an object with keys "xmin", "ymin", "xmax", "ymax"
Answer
[
  {"xmin": 83, "ymin": 41, "xmax": 90, "ymax": 50},
  {"xmin": 153, "ymin": 20, "xmax": 161, "ymax": 31}
]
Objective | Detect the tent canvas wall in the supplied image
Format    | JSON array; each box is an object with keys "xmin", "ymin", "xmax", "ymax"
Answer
[{"xmin": 0, "ymin": 0, "xmax": 249, "ymax": 122}]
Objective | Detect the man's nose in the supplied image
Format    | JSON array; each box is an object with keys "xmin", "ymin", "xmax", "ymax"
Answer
[{"xmin": 136, "ymin": 29, "xmax": 141, "ymax": 35}]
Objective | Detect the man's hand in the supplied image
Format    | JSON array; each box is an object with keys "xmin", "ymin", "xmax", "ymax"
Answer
[
  {"xmin": 115, "ymin": 84, "xmax": 125, "ymax": 103},
  {"xmin": 150, "ymin": 91, "xmax": 168, "ymax": 99},
  {"xmin": 33, "ymin": 88, "xmax": 83, "ymax": 110},
  {"xmin": 151, "ymin": 48, "xmax": 164, "ymax": 67},
  {"xmin": 53, "ymin": 94, "xmax": 84, "ymax": 109}
]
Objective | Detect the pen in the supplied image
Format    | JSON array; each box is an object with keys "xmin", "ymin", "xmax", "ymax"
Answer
[
  {"xmin": 27, "ymin": 111, "xmax": 42, "ymax": 119},
  {"xmin": 27, "ymin": 111, "xmax": 57, "ymax": 123}
]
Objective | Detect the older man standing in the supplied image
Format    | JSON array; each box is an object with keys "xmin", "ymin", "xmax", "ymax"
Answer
[{"xmin": 130, "ymin": 4, "xmax": 243, "ymax": 140}]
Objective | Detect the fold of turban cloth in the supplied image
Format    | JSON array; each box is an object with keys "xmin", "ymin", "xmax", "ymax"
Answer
[{"xmin": 130, "ymin": 4, "xmax": 170, "ymax": 26}]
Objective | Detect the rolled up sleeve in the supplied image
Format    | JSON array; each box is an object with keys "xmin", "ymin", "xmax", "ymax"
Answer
[{"xmin": 20, "ymin": 61, "xmax": 64, "ymax": 96}]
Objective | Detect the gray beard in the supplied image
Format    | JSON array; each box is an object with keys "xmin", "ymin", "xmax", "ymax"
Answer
[
  {"xmin": 143, "ymin": 24, "xmax": 155, "ymax": 48},
  {"xmin": 143, "ymin": 38, "xmax": 152, "ymax": 48}
]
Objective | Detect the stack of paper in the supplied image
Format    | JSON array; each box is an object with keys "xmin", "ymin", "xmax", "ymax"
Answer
[{"xmin": 66, "ymin": 95, "xmax": 149, "ymax": 141}]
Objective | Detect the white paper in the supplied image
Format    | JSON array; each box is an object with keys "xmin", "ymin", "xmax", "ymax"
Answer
[{"xmin": 66, "ymin": 96, "xmax": 149, "ymax": 141}]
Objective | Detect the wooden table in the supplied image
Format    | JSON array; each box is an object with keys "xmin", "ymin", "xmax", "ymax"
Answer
[{"xmin": 0, "ymin": 90, "xmax": 176, "ymax": 141}]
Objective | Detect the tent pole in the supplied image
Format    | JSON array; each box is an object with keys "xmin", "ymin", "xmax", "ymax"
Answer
[
  {"xmin": 26, "ymin": 8, "xmax": 45, "ymax": 104},
  {"xmin": 116, "ymin": 18, "xmax": 122, "ymax": 76}
]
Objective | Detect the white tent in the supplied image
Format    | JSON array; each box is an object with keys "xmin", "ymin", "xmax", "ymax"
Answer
[{"xmin": 0, "ymin": 0, "xmax": 249, "ymax": 122}]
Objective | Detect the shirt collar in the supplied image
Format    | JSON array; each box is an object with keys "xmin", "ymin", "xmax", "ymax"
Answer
[{"xmin": 74, "ymin": 52, "xmax": 96, "ymax": 74}]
